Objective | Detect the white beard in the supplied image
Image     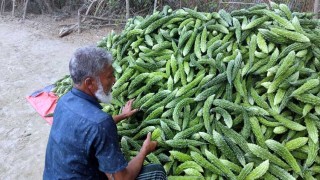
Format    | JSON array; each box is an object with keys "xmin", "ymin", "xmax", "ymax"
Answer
[{"xmin": 94, "ymin": 79, "xmax": 112, "ymax": 104}]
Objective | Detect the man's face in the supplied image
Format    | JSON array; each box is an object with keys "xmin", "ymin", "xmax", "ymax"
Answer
[{"xmin": 94, "ymin": 65, "xmax": 115, "ymax": 104}]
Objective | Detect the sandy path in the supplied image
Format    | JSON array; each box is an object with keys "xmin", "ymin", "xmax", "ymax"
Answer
[{"xmin": 0, "ymin": 15, "xmax": 112, "ymax": 179}]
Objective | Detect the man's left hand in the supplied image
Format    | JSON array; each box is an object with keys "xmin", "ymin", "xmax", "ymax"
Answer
[
  {"xmin": 121, "ymin": 99, "xmax": 139, "ymax": 119},
  {"xmin": 113, "ymin": 99, "xmax": 138, "ymax": 123}
]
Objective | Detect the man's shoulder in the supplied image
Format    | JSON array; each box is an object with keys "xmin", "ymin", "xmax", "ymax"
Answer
[{"xmin": 55, "ymin": 91, "xmax": 113, "ymax": 124}]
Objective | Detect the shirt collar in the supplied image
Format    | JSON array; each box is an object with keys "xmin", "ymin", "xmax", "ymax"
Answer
[{"xmin": 71, "ymin": 87, "xmax": 103, "ymax": 109}]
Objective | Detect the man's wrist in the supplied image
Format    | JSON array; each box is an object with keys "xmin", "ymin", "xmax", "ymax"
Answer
[
  {"xmin": 139, "ymin": 147, "xmax": 148, "ymax": 157},
  {"xmin": 121, "ymin": 113, "xmax": 128, "ymax": 120}
]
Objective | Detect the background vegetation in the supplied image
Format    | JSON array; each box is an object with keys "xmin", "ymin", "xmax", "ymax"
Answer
[{"xmin": 0, "ymin": 0, "xmax": 318, "ymax": 18}]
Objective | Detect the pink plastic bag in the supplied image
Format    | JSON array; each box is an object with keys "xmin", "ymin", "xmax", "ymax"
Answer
[{"xmin": 26, "ymin": 85, "xmax": 58, "ymax": 125}]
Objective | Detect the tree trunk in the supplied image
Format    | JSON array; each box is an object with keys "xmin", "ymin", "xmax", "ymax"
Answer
[
  {"xmin": 153, "ymin": 0, "xmax": 157, "ymax": 12},
  {"xmin": 43, "ymin": 0, "xmax": 53, "ymax": 13},
  {"xmin": 78, "ymin": 8, "xmax": 81, "ymax": 33},
  {"xmin": 218, "ymin": 0, "xmax": 223, "ymax": 10},
  {"xmin": 314, "ymin": 0, "xmax": 319, "ymax": 19},
  {"xmin": 0, "ymin": 0, "xmax": 5, "ymax": 15},
  {"xmin": 33, "ymin": 0, "xmax": 53, "ymax": 14},
  {"xmin": 23, "ymin": 0, "xmax": 29, "ymax": 20},
  {"xmin": 125, "ymin": 0, "xmax": 129, "ymax": 20},
  {"xmin": 12, "ymin": 0, "xmax": 15, "ymax": 16}
]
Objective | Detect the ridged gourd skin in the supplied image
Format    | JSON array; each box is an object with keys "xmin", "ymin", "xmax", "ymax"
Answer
[
  {"xmin": 284, "ymin": 137, "xmax": 309, "ymax": 151},
  {"xmin": 265, "ymin": 139, "xmax": 302, "ymax": 174},
  {"xmin": 245, "ymin": 160, "xmax": 270, "ymax": 180},
  {"xmin": 271, "ymin": 27, "xmax": 310, "ymax": 43},
  {"xmin": 247, "ymin": 143, "xmax": 290, "ymax": 169},
  {"xmin": 174, "ymin": 161, "xmax": 204, "ymax": 175},
  {"xmin": 54, "ymin": 3, "xmax": 320, "ymax": 179}
]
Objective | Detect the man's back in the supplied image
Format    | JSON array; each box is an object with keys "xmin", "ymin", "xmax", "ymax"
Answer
[{"xmin": 43, "ymin": 88, "xmax": 127, "ymax": 179}]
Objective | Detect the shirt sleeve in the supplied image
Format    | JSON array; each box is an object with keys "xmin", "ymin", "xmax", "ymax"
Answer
[{"xmin": 93, "ymin": 115, "xmax": 128, "ymax": 174}]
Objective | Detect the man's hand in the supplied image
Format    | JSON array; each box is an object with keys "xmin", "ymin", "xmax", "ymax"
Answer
[
  {"xmin": 108, "ymin": 132, "xmax": 157, "ymax": 180},
  {"xmin": 121, "ymin": 99, "xmax": 139, "ymax": 118},
  {"xmin": 112, "ymin": 99, "xmax": 138, "ymax": 124},
  {"xmin": 140, "ymin": 132, "xmax": 157, "ymax": 156}
]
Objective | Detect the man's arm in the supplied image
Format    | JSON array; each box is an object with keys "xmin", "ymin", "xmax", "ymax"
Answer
[
  {"xmin": 112, "ymin": 113, "xmax": 129, "ymax": 124},
  {"xmin": 106, "ymin": 133, "xmax": 157, "ymax": 180},
  {"xmin": 112, "ymin": 99, "xmax": 138, "ymax": 124}
]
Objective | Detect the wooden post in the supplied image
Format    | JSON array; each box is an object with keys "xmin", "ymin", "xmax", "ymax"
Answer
[
  {"xmin": 23, "ymin": 0, "xmax": 29, "ymax": 20},
  {"xmin": 153, "ymin": 0, "xmax": 157, "ymax": 12},
  {"xmin": 125, "ymin": 0, "xmax": 129, "ymax": 20},
  {"xmin": 314, "ymin": 0, "xmax": 319, "ymax": 19}
]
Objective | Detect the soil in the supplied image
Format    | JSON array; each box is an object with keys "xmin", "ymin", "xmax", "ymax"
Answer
[{"xmin": 0, "ymin": 13, "xmax": 116, "ymax": 179}]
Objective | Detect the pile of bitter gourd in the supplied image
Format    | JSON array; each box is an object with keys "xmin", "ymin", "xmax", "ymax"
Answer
[{"xmin": 54, "ymin": 2, "xmax": 320, "ymax": 179}]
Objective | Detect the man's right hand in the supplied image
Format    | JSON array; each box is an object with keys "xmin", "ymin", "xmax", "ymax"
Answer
[
  {"xmin": 141, "ymin": 132, "xmax": 157, "ymax": 156},
  {"xmin": 109, "ymin": 132, "xmax": 158, "ymax": 180}
]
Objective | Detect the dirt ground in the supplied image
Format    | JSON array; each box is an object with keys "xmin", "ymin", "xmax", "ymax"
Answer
[{"xmin": 0, "ymin": 14, "xmax": 116, "ymax": 179}]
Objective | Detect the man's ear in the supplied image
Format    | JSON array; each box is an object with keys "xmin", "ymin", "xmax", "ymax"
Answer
[{"xmin": 84, "ymin": 77, "xmax": 96, "ymax": 92}]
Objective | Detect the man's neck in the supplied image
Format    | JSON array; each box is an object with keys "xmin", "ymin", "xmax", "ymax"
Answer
[{"xmin": 74, "ymin": 85, "xmax": 95, "ymax": 98}]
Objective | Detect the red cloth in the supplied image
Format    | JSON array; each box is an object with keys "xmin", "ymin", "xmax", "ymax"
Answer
[{"xmin": 26, "ymin": 91, "xmax": 58, "ymax": 125}]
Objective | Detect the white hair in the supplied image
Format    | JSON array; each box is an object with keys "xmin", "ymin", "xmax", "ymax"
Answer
[{"xmin": 69, "ymin": 46, "xmax": 113, "ymax": 85}]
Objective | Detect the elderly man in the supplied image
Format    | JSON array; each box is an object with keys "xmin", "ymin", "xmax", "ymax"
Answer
[{"xmin": 43, "ymin": 46, "xmax": 166, "ymax": 180}]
